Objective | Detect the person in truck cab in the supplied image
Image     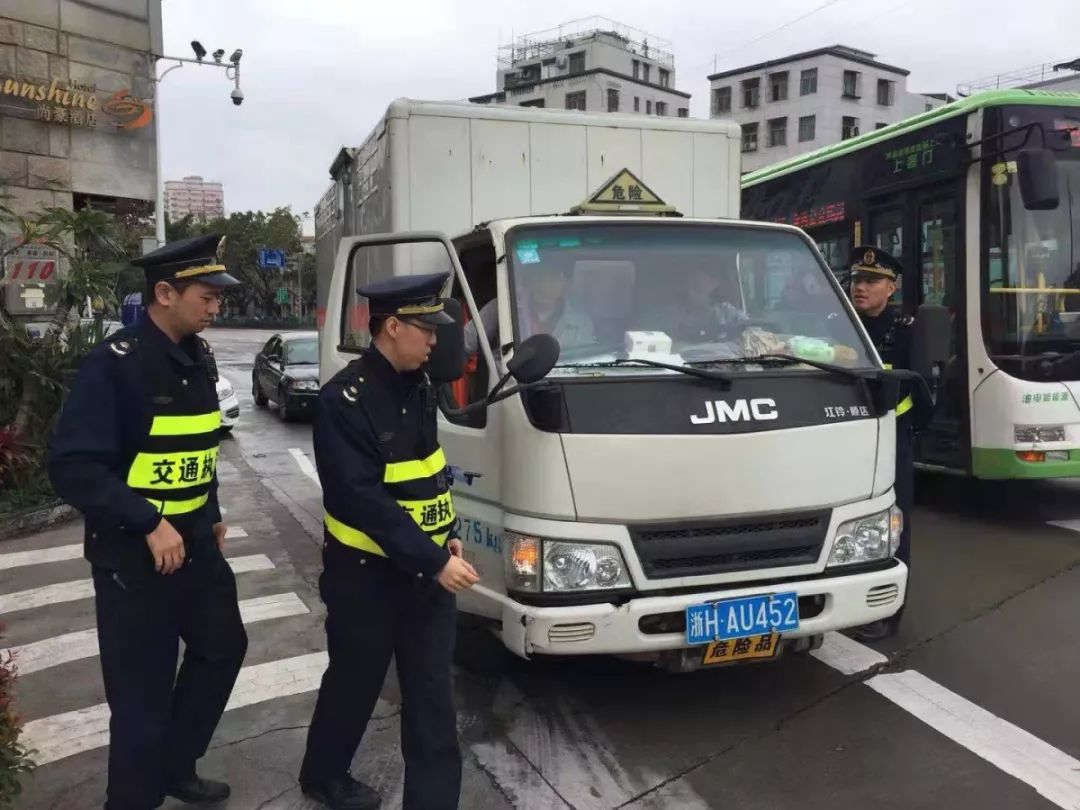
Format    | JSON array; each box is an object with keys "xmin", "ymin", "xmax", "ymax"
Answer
[
  {"xmin": 655, "ymin": 265, "xmax": 748, "ymax": 345},
  {"xmin": 463, "ymin": 257, "xmax": 594, "ymax": 356}
]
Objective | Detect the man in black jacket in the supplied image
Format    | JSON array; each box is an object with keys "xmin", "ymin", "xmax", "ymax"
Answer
[{"xmin": 48, "ymin": 234, "xmax": 248, "ymax": 809}]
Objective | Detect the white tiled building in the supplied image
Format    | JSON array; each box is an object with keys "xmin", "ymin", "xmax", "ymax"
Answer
[
  {"xmin": 164, "ymin": 175, "xmax": 225, "ymax": 221},
  {"xmin": 708, "ymin": 45, "xmax": 952, "ymax": 173},
  {"xmin": 470, "ymin": 18, "xmax": 691, "ymax": 118}
]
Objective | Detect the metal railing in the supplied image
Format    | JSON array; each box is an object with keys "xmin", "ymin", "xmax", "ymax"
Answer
[{"xmin": 498, "ymin": 17, "xmax": 674, "ymax": 69}]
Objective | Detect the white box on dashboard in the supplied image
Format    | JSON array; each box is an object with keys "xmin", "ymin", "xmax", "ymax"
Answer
[{"xmin": 624, "ymin": 331, "xmax": 673, "ymax": 356}]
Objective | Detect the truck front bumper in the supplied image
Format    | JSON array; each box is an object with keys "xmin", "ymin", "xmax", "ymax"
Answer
[{"xmin": 498, "ymin": 561, "xmax": 907, "ymax": 659}]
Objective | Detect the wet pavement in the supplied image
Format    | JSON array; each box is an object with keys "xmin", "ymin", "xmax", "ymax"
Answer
[{"xmin": 8, "ymin": 327, "xmax": 1080, "ymax": 809}]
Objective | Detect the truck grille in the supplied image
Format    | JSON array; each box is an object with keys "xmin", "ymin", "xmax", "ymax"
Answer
[{"xmin": 628, "ymin": 511, "xmax": 829, "ymax": 579}]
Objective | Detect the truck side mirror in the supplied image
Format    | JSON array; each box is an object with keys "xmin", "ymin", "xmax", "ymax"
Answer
[
  {"xmin": 1017, "ymin": 148, "xmax": 1060, "ymax": 211},
  {"xmin": 506, "ymin": 333, "xmax": 560, "ymax": 384},
  {"xmin": 911, "ymin": 303, "xmax": 951, "ymax": 380},
  {"xmin": 425, "ymin": 297, "xmax": 465, "ymax": 383}
]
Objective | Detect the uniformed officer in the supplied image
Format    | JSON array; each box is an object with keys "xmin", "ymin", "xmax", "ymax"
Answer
[
  {"xmin": 848, "ymin": 245, "xmax": 920, "ymax": 641},
  {"xmin": 47, "ymin": 234, "xmax": 248, "ymax": 809},
  {"xmin": 299, "ymin": 272, "xmax": 480, "ymax": 810}
]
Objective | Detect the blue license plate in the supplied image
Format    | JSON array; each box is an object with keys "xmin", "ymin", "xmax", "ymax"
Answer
[{"xmin": 685, "ymin": 592, "xmax": 800, "ymax": 645}]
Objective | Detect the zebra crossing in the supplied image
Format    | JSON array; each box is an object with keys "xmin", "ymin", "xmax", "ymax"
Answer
[{"xmin": 0, "ymin": 523, "xmax": 328, "ymax": 776}]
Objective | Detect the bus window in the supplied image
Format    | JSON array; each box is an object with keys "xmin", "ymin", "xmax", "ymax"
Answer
[{"xmin": 919, "ymin": 198, "xmax": 957, "ymax": 308}]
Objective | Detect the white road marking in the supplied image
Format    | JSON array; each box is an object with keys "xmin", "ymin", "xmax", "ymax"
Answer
[
  {"xmin": 868, "ymin": 670, "xmax": 1080, "ymax": 809},
  {"xmin": 225, "ymin": 526, "xmax": 248, "ymax": 538},
  {"xmin": 3, "ymin": 592, "xmax": 309, "ymax": 676},
  {"xmin": 0, "ymin": 543, "xmax": 82, "ymax": 571},
  {"xmin": 22, "ymin": 651, "xmax": 329, "ymax": 765},
  {"xmin": 0, "ymin": 554, "xmax": 275, "ymax": 616},
  {"xmin": 1046, "ymin": 518, "xmax": 1080, "ymax": 533},
  {"xmin": 288, "ymin": 447, "xmax": 321, "ymax": 486},
  {"xmin": 811, "ymin": 631, "xmax": 888, "ymax": 675}
]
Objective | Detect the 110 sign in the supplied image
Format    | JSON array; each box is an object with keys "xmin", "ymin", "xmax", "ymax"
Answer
[{"xmin": 5, "ymin": 260, "xmax": 56, "ymax": 281}]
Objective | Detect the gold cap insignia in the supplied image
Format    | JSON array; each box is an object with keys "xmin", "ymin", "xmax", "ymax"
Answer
[{"xmin": 863, "ymin": 249, "xmax": 876, "ymax": 265}]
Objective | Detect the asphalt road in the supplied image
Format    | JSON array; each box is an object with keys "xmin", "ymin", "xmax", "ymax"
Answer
[{"xmin": 9, "ymin": 326, "xmax": 1080, "ymax": 810}]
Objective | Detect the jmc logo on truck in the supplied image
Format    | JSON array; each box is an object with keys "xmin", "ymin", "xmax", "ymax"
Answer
[{"xmin": 690, "ymin": 398, "xmax": 779, "ymax": 424}]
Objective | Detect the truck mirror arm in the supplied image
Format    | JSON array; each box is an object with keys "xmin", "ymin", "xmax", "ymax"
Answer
[{"xmin": 436, "ymin": 373, "xmax": 551, "ymax": 419}]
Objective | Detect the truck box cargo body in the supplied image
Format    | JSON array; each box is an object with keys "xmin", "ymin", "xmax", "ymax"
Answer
[
  {"xmin": 313, "ymin": 99, "xmax": 742, "ymax": 328},
  {"xmin": 317, "ymin": 99, "xmax": 910, "ymax": 671}
]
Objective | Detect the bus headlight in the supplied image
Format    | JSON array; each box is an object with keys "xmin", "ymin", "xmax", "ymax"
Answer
[
  {"xmin": 827, "ymin": 506, "xmax": 902, "ymax": 567},
  {"xmin": 506, "ymin": 533, "xmax": 632, "ymax": 593}
]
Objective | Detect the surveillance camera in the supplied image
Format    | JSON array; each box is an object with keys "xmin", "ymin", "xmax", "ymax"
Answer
[
  {"xmin": 230, "ymin": 49, "xmax": 243, "ymax": 65},
  {"xmin": 191, "ymin": 40, "xmax": 206, "ymax": 60},
  {"xmin": 231, "ymin": 87, "xmax": 244, "ymax": 106},
  {"xmin": 212, "ymin": 48, "xmax": 225, "ymax": 63}
]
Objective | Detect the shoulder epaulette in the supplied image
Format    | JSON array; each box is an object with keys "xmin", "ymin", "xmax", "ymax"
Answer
[
  {"xmin": 897, "ymin": 314, "xmax": 915, "ymax": 327},
  {"xmin": 199, "ymin": 337, "xmax": 219, "ymax": 382},
  {"xmin": 105, "ymin": 334, "xmax": 138, "ymax": 357},
  {"xmin": 342, "ymin": 375, "xmax": 365, "ymax": 404}
]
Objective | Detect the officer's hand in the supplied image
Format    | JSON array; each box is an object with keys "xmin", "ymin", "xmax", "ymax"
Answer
[
  {"xmin": 213, "ymin": 522, "xmax": 227, "ymax": 551},
  {"xmin": 448, "ymin": 538, "xmax": 464, "ymax": 558},
  {"xmin": 436, "ymin": 554, "xmax": 480, "ymax": 593},
  {"xmin": 146, "ymin": 518, "xmax": 185, "ymax": 574}
]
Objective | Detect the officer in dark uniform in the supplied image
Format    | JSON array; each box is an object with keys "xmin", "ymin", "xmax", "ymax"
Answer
[
  {"xmin": 848, "ymin": 245, "xmax": 921, "ymax": 641},
  {"xmin": 47, "ymin": 234, "xmax": 248, "ymax": 809},
  {"xmin": 299, "ymin": 272, "xmax": 480, "ymax": 810}
]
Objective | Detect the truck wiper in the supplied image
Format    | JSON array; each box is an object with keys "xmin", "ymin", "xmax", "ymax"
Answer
[
  {"xmin": 686, "ymin": 353, "xmax": 864, "ymax": 381},
  {"xmin": 554, "ymin": 358, "xmax": 732, "ymax": 386}
]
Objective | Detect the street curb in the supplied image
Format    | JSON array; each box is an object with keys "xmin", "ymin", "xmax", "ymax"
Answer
[{"xmin": 0, "ymin": 500, "xmax": 77, "ymax": 541}]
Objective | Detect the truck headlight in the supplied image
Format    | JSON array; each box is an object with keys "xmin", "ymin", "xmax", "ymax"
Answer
[
  {"xmin": 827, "ymin": 506, "xmax": 902, "ymax": 567},
  {"xmin": 1014, "ymin": 424, "xmax": 1065, "ymax": 443},
  {"xmin": 506, "ymin": 533, "xmax": 632, "ymax": 593},
  {"xmin": 290, "ymin": 379, "xmax": 319, "ymax": 392}
]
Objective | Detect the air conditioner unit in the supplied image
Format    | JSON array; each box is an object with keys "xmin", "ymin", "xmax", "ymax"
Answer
[{"xmin": 556, "ymin": 57, "xmax": 568, "ymax": 69}]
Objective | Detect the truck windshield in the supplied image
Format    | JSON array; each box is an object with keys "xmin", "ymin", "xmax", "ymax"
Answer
[
  {"xmin": 982, "ymin": 148, "xmax": 1080, "ymax": 382},
  {"xmin": 505, "ymin": 222, "xmax": 874, "ymax": 375}
]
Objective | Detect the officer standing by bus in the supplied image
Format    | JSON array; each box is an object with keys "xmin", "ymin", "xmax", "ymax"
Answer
[
  {"xmin": 848, "ymin": 245, "xmax": 918, "ymax": 641},
  {"xmin": 299, "ymin": 272, "xmax": 479, "ymax": 810},
  {"xmin": 47, "ymin": 234, "xmax": 248, "ymax": 809}
]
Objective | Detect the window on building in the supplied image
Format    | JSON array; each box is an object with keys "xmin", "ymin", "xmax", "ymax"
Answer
[
  {"xmin": 877, "ymin": 79, "xmax": 895, "ymax": 106},
  {"xmin": 925, "ymin": 102, "xmax": 933, "ymax": 112},
  {"xmin": 842, "ymin": 116, "xmax": 860, "ymax": 140},
  {"xmin": 843, "ymin": 70, "xmax": 860, "ymax": 98},
  {"xmin": 770, "ymin": 71, "xmax": 789, "ymax": 102},
  {"xmin": 607, "ymin": 88, "xmax": 619, "ymax": 112},
  {"xmin": 632, "ymin": 59, "xmax": 640, "ymax": 79},
  {"xmin": 659, "ymin": 68, "xmax": 670, "ymax": 88},
  {"xmin": 678, "ymin": 107, "xmax": 689, "ymax": 118},
  {"xmin": 656, "ymin": 101, "xmax": 668, "ymax": 116},
  {"xmin": 713, "ymin": 86, "xmax": 732, "ymax": 114},
  {"xmin": 875, "ymin": 122, "xmax": 888, "ymax": 130},
  {"xmin": 742, "ymin": 78, "xmax": 760, "ymax": 108},
  {"xmin": 798, "ymin": 115, "xmax": 816, "ymax": 142},
  {"xmin": 566, "ymin": 91, "xmax": 587, "ymax": 111},
  {"xmin": 643, "ymin": 64, "xmax": 651, "ymax": 83},
  {"xmin": 568, "ymin": 51, "xmax": 585, "ymax": 74},
  {"xmin": 519, "ymin": 99, "xmax": 546, "ymax": 108},
  {"xmin": 646, "ymin": 99, "xmax": 653, "ymax": 114},
  {"xmin": 742, "ymin": 122, "xmax": 759, "ymax": 152},
  {"xmin": 800, "ymin": 68, "xmax": 818, "ymax": 96},
  {"xmin": 768, "ymin": 117, "xmax": 787, "ymax": 147},
  {"xmin": 634, "ymin": 96, "xmax": 640, "ymax": 112}
]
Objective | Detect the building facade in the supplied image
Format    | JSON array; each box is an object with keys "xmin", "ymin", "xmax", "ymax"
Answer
[
  {"xmin": 0, "ymin": 0, "xmax": 162, "ymax": 317},
  {"xmin": 470, "ymin": 18, "xmax": 691, "ymax": 117},
  {"xmin": 708, "ymin": 45, "xmax": 951, "ymax": 173},
  {"xmin": 164, "ymin": 174, "xmax": 224, "ymax": 220}
]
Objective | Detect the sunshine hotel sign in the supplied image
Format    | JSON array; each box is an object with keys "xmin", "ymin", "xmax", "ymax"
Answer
[{"xmin": 0, "ymin": 76, "xmax": 152, "ymax": 131}]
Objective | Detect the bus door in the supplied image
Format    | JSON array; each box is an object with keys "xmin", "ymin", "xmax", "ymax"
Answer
[{"xmin": 914, "ymin": 185, "xmax": 969, "ymax": 470}]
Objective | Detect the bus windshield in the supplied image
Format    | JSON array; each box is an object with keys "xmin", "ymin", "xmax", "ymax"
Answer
[
  {"xmin": 505, "ymin": 223, "xmax": 874, "ymax": 375},
  {"xmin": 983, "ymin": 149, "xmax": 1080, "ymax": 381}
]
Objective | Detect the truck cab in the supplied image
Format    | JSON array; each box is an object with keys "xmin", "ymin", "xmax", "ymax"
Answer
[{"xmin": 320, "ymin": 177, "xmax": 911, "ymax": 672}]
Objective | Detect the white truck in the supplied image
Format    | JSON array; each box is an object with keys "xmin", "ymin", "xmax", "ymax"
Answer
[{"xmin": 317, "ymin": 99, "xmax": 937, "ymax": 671}]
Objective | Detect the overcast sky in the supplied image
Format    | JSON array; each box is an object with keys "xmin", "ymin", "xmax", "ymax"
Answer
[{"xmin": 158, "ymin": 0, "xmax": 1078, "ymax": 231}]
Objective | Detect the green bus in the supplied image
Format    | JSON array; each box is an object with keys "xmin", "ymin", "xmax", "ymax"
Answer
[{"xmin": 742, "ymin": 89, "xmax": 1080, "ymax": 480}]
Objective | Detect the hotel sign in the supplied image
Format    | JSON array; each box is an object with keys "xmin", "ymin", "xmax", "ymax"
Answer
[{"xmin": 0, "ymin": 77, "xmax": 152, "ymax": 131}]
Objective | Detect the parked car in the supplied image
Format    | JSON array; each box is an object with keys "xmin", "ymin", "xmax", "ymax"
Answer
[
  {"xmin": 217, "ymin": 373, "xmax": 240, "ymax": 432},
  {"xmin": 252, "ymin": 331, "xmax": 320, "ymax": 421}
]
